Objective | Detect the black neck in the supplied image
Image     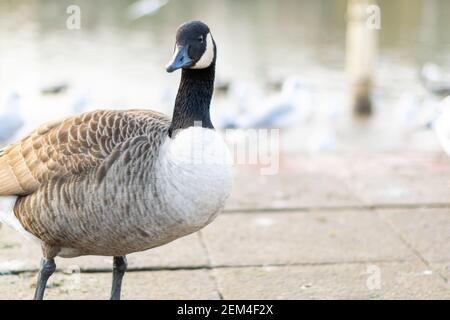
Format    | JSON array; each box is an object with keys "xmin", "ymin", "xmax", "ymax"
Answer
[{"xmin": 169, "ymin": 64, "xmax": 215, "ymax": 137}]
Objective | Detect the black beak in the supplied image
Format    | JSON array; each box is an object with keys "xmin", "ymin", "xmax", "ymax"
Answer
[{"xmin": 166, "ymin": 46, "xmax": 194, "ymax": 73}]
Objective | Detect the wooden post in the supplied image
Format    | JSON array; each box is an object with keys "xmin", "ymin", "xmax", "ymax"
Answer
[{"xmin": 346, "ymin": 0, "xmax": 379, "ymax": 117}]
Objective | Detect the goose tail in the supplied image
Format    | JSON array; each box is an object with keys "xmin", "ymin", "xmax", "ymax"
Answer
[{"xmin": 0, "ymin": 196, "xmax": 40, "ymax": 242}]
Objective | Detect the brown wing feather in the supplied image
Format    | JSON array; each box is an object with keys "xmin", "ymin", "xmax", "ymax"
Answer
[{"xmin": 0, "ymin": 109, "xmax": 170, "ymax": 196}]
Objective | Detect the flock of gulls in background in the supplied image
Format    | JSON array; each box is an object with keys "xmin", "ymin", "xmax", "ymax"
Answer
[
  {"xmin": 2, "ymin": 63, "xmax": 450, "ymax": 153},
  {"xmin": 1, "ymin": 0, "xmax": 450, "ymax": 154}
]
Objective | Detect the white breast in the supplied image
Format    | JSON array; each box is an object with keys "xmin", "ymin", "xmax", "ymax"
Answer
[{"xmin": 156, "ymin": 127, "xmax": 233, "ymax": 232}]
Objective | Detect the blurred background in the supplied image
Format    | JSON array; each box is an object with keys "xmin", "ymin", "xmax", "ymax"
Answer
[
  {"xmin": 1, "ymin": 1, "xmax": 450, "ymax": 299},
  {"xmin": 1, "ymin": 0, "xmax": 450, "ymax": 152}
]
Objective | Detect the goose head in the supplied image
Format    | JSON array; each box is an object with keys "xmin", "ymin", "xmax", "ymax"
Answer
[{"xmin": 166, "ymin": 21, "xmax": 216, "ymax": 73}]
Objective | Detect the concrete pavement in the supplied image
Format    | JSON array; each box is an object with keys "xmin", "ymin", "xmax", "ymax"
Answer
[{"xmin": 0, "ymin": 152, "xmax": 449, "ymax": 299}]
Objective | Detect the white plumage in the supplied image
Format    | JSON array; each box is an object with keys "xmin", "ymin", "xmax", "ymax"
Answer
[
  {"xmin": 157, "ymin": 127, "xmax": 233, "ymax": 234},
  {"xmin": 0, "ymin": 92, "xmax": 24, "ymax": 146},
  {"xmin": 0, "ymin": 196, "xmax": 39, "ymax": 242},
  {"xmin": 192, "ymin": 33, "xmax": 215, "ymax": 69},
  {"xmin": 220, "ymin": 76, "xmax": 313, "ymax": 129},
  {"xmin": 433, "ymin": 96, "xmax": 450, "ymax": 156}
]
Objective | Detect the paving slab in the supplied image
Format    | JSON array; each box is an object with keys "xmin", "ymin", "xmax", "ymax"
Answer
[
  {"xmin": 344, "ymin": 153, "xmax": 450, "ymax": 205},
  {"xmin": 0, "ymin": 269, "xmax": 219, "ymax": 300},
  {"xmin": 201, "ymin": 211, "xmax": 417, "ymax": 267},
  {"xmin": 378, "ymin": 208, "xmax": 450, "ymax": 262},
  {"xmin": 213, "ymin": 262, "xmax": 449, "ymax": 299},
  {"xmin": 226, "ymin": 154, "xmax": 361, "ymax": 211},
  {"xmin": 227, "ymin": 153, "xmax": 450, "ymax": 211},
  {"xmin": 0, "ymin": 152, "xmax": 449, "ymax": 300},
  {"xmin": 431, "ymin": 262, "xmax": 450, "ymax": 283},
  {"xmin": 0, "ymin": 224, "xmax": 208, "ymax": 273}
]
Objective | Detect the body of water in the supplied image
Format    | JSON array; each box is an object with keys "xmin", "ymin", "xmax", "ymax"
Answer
[{"xmin": 0, "ymin": 0, "xmax": 449, "ymax": 152}]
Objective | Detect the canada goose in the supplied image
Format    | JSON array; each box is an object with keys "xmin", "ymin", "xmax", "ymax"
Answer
[{"xmin": 0, "ymin": 21, "xmax": 232, "ymax": 300}]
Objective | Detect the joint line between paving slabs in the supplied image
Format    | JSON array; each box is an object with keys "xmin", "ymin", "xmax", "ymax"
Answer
[
  {"xmin": 2, "ymin": 258, "xmax": 425, "ymax": 276},
  {"xmin": 223, "ymin": 202, "xmax": 450, "ymax": 214},
  {"xmin": 374, "ymin": 210, "xmax": 449, "ymax": 283},
  {"xmin": 197, "ymin": 231, "xmax": 224, "ymax": 300}
]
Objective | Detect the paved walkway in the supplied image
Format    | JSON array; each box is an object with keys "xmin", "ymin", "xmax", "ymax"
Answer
[{"xmin": 0, "ymin": 152, "xmax": 449, "ymax": 299}]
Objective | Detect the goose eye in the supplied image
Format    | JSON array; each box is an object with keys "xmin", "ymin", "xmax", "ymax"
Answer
[{"xmin": 198, "ymin": 36, "xmax": 204, "ymax": 43}]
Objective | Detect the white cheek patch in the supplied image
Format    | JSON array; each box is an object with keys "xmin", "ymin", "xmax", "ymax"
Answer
[{"xmin": 191, "ymin": 33, "xmax": 214, "ymax": 69}]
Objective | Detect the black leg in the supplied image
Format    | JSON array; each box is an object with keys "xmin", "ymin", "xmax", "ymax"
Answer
[
  {"xmin": 110, "ymin": 256, "xmax": 127, "ymax": 300},
  {"xmin": 34, "ymin": 258, "xmax": 56, "ymax": 300}
]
